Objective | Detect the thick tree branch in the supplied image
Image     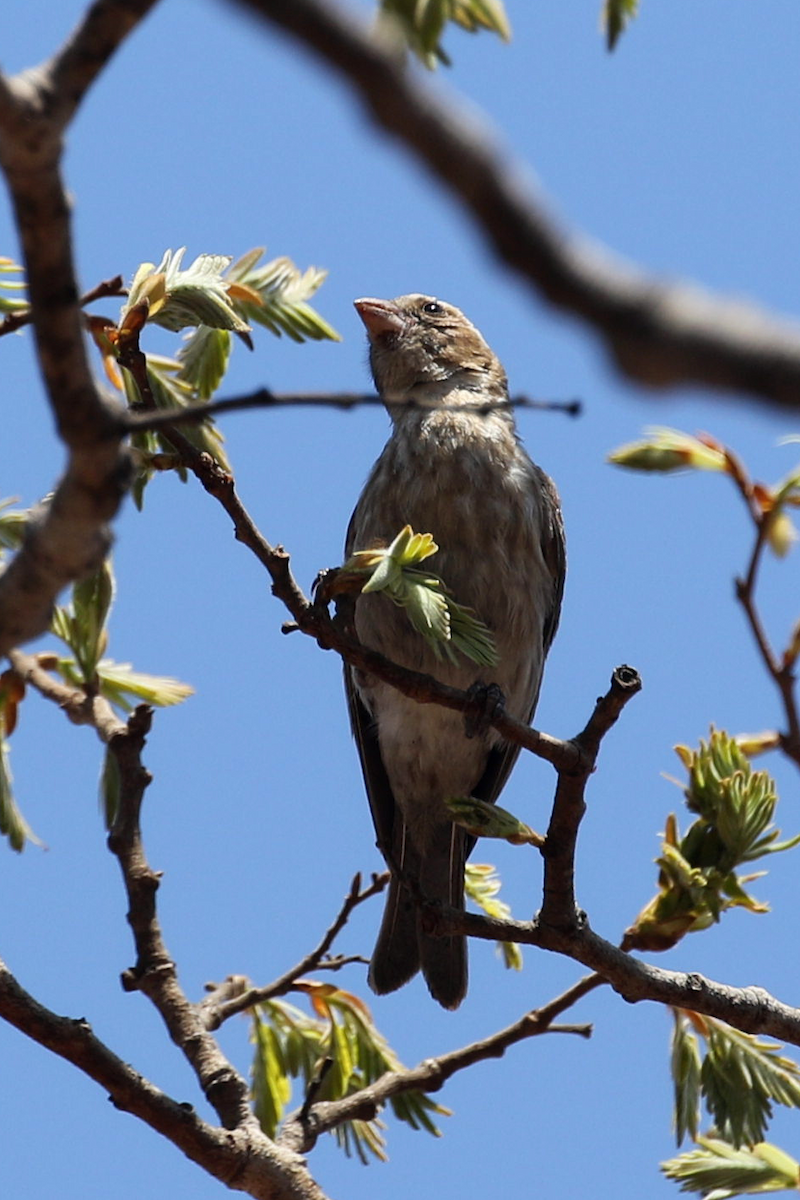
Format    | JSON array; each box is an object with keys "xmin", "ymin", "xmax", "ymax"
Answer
[
  {"xmin": 102, "ymin": 706, "xmax": 263, "ymax": 1135},
  {"xmin": 201, "ymin": 872, "xmax": 388, "ymax": 1030},
  {"xmin": 541, "ymin": 665, "xmax": 642, "ymax": 932},
  {"xmin": 235, "ymin": 0, "xmax": 800, "ymax": 412},
  {"xmin": 435, "ymin": 908, "xmax": 800, "ymax": 1049},
  {"xmin": 0, "ymin": 14, "xmax": 148, "ymax": 653},
  {"xmin": 44, "ymin": 0, "xmax": 160, "ymax": 128},
  {"xmin": 282, "ymin": 972, "xmax": 602, "ymax": 1152},
  {"xmin": 0, "ymin": 957, "xmax": 330, "ymax": 1200}
]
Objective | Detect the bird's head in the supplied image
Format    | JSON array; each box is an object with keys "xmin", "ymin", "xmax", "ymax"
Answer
[{"xmin": 353, "ymin": 294, "xmax": 507, "ymax": 408}]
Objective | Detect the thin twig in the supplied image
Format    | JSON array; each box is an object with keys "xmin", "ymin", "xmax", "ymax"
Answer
[
  {"xmin": 202, "ymin": 872, "xmax": 389, "ymax": 1029},
  {"xmin": 236, "ymin": 0, "xmax": 800, "ymax": 413},
  {"xmin": 0, "ymin": 273, "xmax": 126, "ymax": 338},
  {"xmin": 725, "ymin": 451, "xmax": 800, "ymax": 766},
  {"xmin": 124, "ymin": 389, "xmax": 582, "ymax": 432}
]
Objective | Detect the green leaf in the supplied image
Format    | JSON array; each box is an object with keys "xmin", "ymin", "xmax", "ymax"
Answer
[
  {"xmin": 661, "ymin": 1135, "xmax": 800, "ymax": 1197},
  {"xmin": 378, "ymin": 0, "xmax": 511, "ymax": 68},
  {"xmin": 601, "ymin": 0, "xmax": 640, "ymax": 52},
  {"xmin": 93, "ymin": 660, "xmax": 193, "ymax": 714},
  {"xmin": 346, "ymin": 525, "xmax": 499, "ymax": 667},
  {"xmin": 608, "ymin": 427, "xmax": 727, "ymax": 473},
  {"xmin": 0, "ymin": 497, "xmax": 28, "ymax": 556},
  {"xmin": 446, "ymin": 795, "xmax": 544, "ymax": 847},
  {"xmin": 225, "ymin": 248, "xmax": 340, "ymax": 343},
  {"xmin": 100, "ymin": 746, "xmax": 121, "ymax": 830},
  {"xmin": 51, "ymin": 561, "xmax": 115, "ymax": 684},
  {"xmin": 251, "ymin": 1010, "xmax": 292, "ymax": 1139},
  {"xmin": 122, "ymin": 248, "xmax": 251, "ymax": 334},
  {"xmin": 252, "ymin": 988, "xmax": 448, "ymax": 1161},
  {"xmin": 624, "ymin": 730, "xmax": 799, "ymax": 953},
  {"xmin": 703, "ymin": 1020, "xmax": 800, "ymax": 1147},
  {"xmin": 0, "ymin": 733, "xmax": 40, "ymax": 852},
  {"xmin": 0, "ymin": 256, "xmax": 28, "ymax": 313},
  {"xmin": 464, "ymin": 863, "xmax": 522, "ymax": 969},
  {"xmin": 177, "ymin": 326, "xmax": 232, "ymax": 401},
  {"xmin": 671, "ymin": 1012, "xmax": 702, "ymax": 1145}
]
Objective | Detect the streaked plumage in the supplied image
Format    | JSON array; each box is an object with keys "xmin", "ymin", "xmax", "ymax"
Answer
[{"xmin": 346, "ymin": 294, "xmax": 565, "ymax": 1009}]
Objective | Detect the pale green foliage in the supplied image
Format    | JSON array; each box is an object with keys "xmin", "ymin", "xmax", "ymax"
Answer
[
  {"xmin": 601, "ymin": 0, "xmax": 640, "ymax": 51},
  {"xmin": 378, "ymin": 0, "xmax": 510, "ymax": 68},
  {"xmin": 0, "ymin": 532, "xmax": 193, "ymax": 846},
  {"xmin": 464, "ymin": 862, "xmax": 522, "ymax": 969},
  {"xmin": 51, "ymin": 559, "xmax": 116, "ymax": 683},
  {"xmin": 0, "ymin": 724, "xmax": 39, "ymax": 851},
  {"xmin": 250, "ymin": 987, "xmax": 448, "ymax": 1163},
  {"xmin": 344, "ymin": 524, "xmax": 499, "ymax": 667},
  {"xmin": 608, "ymin": 427, "xmax": 728, "ymax": 474},
  {"xmin": 0, "ymin": 497, "xmax": 28, "ymax": 551},
  {"xmin": 177, "ymin": 326, "xmax": 232, "ymax": 401},
  {"xmin": 124, "ymin": 353, "xmax": 231, "ymax": 507},
  {"xmin": 50, "ymin": 560, "xmax": 193, "ymax": 712},
  {"xmin": 447, "ymin": 794, "xmax": 543, "ymax": 847},
  {"xmin": 609, "ymin": 427, "xmax": 800, "ymax": 559},
  {"xmin": 671, "ymin": 1011, "xmax": 800, "ymax": 1149},
  {"xmin": 0, "ymin": 257, "xmax": 27, "ymax": 313},
  {"xmin": 224, "ymin": 247, "xmax": 340, "ymax": 343},
  {"xmin": 122, "ymin": 249, "xmax": 251, "ymax": 335},
  {"xmin": 672, "ymin": 1011, "xmax": 704, "ymax": 1146},
  {"xmin": 116, "ymin": 247, "xmax": 338, "ymax": 506},
  {"xmin": 662, "ymin": 1135, "xmax": 800, "ymax": 1197},
  {"xmin": 625, "ymin": 730, "xmax": 800, "ymax": 951}
]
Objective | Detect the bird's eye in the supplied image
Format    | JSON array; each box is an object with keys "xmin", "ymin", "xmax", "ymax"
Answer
[{"xmin": 422, "ymin": 301, "xmax": 443, "ymax": 315}]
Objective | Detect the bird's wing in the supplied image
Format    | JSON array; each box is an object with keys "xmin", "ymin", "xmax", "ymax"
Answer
[
  {"xmin": 471, "ymin": 471, "xmax": 566, "ymax": 814},
  {"xmin": 344, "ymin": 664, "xmax": 396, "ymax": 857},
  {"xmin": 538, "ymin": 468, "xmax": 567, "ymax": 656}
]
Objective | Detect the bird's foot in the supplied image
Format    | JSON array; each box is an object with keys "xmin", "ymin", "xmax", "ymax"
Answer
[{"xmin": 464, "ymin": 681, "xmax": 506, "ymax": 738}]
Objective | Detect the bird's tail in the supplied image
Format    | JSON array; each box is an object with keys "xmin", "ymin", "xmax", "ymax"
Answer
[
  {"xmin": 369, "ymin": 821, "xmax": 467, "ymax": 1011},
  {"xmin": 417, "ymin": 822, "xmax": 467, "ymax": 1010}
]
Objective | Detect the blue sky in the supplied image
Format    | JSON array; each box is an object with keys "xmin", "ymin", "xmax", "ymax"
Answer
[{"xmin": 1, "ymin": 2, "xmax": 800, "ymax": 1197}]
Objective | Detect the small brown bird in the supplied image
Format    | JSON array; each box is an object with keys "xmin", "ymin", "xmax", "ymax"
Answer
[{"xmin": 346, "ymin": 294, "xmax": 565, "ymax": 1009}]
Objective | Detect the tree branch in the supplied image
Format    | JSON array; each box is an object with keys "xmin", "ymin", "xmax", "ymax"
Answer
[
  {"xmin": 0, "ymin": 273, "xmax": 126, "ymax": 338},
  {"xmin": 124, "ymin": 388, "xmax": 581, "ymax": 432},
  {"xmin": 44, "ymin": 0, "xmax": 161, "ymax": 129},
  {"xmin": 0, "ymin": 19, "xmax": 140, "ymax": 654},
  {"xmin": 282, "ymin": 971, "xmax": 603, "ymax": 1152},
  {"xmin": 235, "ymin": 0, "xmax": 800, "ymax": 412},
  {"xmin": 541, "ymin": 665, "xmax": 642, "ymax": 933}
]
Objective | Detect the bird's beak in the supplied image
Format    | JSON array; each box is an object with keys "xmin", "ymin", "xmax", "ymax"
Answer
[{"xmin": 353, "ymin": 297, "xmax": 407, "ymax": 338}]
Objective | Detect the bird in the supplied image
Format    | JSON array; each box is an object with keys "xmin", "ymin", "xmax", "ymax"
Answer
[{"xmin": 345, "ymin": 294, "xmax": 565, "ymax": 1010}]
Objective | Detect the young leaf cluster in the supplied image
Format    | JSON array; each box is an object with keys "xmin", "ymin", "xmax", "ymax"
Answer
[
  {"xmin": 447, "ymin": 794, "xmax": 543, "ymax": 848},
  {"xmin": 464, "ymin": 862, "xmax": 522, "ymax": 969},
  {"xmin": 624, "ymin": 730, "xmax": 799, "ymax": 952},
  {"xmin": 377, "ymin": 0, "xmax": 510, "ymax": 68},
  {"xmin": 251, "ymin": 985, "xmax": 448, "ymax": 1163},
  {"xmin": 0, "ymin": 519, "xmax": 193, "ymax": 846},
  {"xmin": 671, "ymin": 1009, "xmax": 800, "ymax": 1149},
  {"xmin": 609, "ymin": 426, "xmax": 800, "ymax": 560},
  {"xmin": 601, "ymin": 0, "xmax": 640, "ymax": 51},
  {"xmin": 0, "ymin": 257, "xmax": 27, "ymax": 314},
  {"xmin": 104, "ymin": 247, "xmax": 339, "ymax": 506},
  {"xmin": 661, "ymin": 1135, "xmax": 800, "ymax": 1198},
  {"xmin": 342, "ymin": 525, "xmax": 499, "ymax": 667}
]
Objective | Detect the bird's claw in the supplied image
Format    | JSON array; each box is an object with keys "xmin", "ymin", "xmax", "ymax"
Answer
[{"xmin": 464, "ymin": 681, "xmax": 506, "ymax": 738}]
